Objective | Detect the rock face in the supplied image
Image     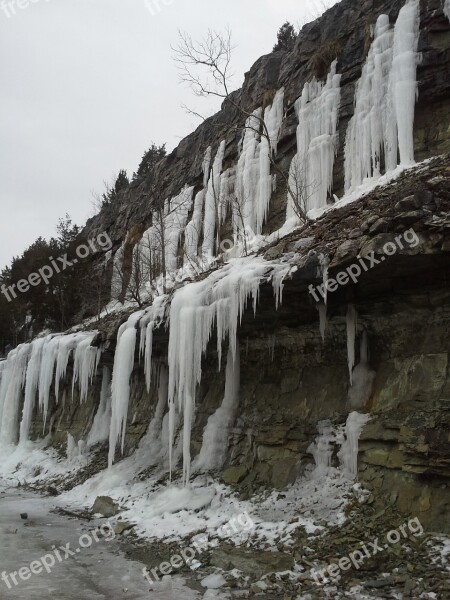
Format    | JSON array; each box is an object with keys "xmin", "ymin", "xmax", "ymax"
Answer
[
  {"xmin": 25, "ymin": 0, "xmax": 450, "ymax": 533},
  {"xmin": 35, "ymin": 156, "xmax": 450, "ymax": 533},
  {"xmin": 83, "ymin": 0, "xmax": 450, "ymax": 247}
]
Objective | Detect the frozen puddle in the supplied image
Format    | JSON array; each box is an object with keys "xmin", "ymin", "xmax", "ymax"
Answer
[{"xmin": 0, "ymin": 486, "xmax": 203, "ymax": 599}]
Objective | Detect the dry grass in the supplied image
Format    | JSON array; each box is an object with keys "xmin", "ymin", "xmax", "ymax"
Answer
[{"xmin": 311, "ymin": 38, "xmax": 342, "ymax": 78}]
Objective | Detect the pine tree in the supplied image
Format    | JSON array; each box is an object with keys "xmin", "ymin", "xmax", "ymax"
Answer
[
  {"xmin": 273, "ymin": 22, "xmax": 297, "ymax": 52},
  {"xmin": 135, "ymin": 143, "xmax": 166, "ymax": 179}
]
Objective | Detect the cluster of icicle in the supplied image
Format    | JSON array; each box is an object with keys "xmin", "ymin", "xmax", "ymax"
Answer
[
  {"xmin": 308, "ymin": 411, "xmax": 370, "ymax": 479},
  {"xmin": 344, "ymin": 0, "xmax": 421, "ymax": 192},
  {"xmin": 286, "ymin": 60, "xmax": 341, "ymax": 219},
  {"xmin": 0, "ymin": 332, "xmax": 101, "ymax": 447},
  {"xmin": 113, "ymin": 0, "xmax": 422, "ymax": 299},
  {"xmin": 107, "ymin": 257, "xmax": 291, "ymax": 481},
  {"xmin": 120, "ymin": 88, "xmax": 286, "ymax": 299},
  {"xmin": 132, "ymin": 185, "xmax": 195, "ymax": 291},
  {"xmin": 0, "ymin": 0, "xmax": 423, "ymax": 487},
  {"xmin": 200, "ymin": 88, "xmax": 286, "ymax": 257}
]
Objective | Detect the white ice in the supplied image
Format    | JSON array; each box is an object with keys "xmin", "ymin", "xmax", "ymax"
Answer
[
  {"xmin": 286, "ymin": 61, "xmax": 341, "ymax": 218},
  {"xmin": 195, "ymin": 344, "xmax": 240, "ymax": 471},
  {"xmin": 346, "ymin": 304, "xmax": 358, "ymax": 385},
  {"xmin": 338, "ymin": 411, "xmax": 371, "ymax": 478},
  {"xmin": 344, "ymin": 1, "xmax": 420, "ymax": 192}
]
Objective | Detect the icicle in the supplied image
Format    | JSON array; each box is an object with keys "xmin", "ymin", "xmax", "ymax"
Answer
[
  {"xmin": 257, "ymin": 88, "xmax": 285, "ymax": 233},
  {"xmin": 108, "ymin": 310, "xmax": 145, "ymax": 467},
  {"xmin": 235, "ymin": 89, "xmax": 285, "ymax": 236},
  {"xmin": 202, "ymin": 146, "xmax": 212, "ymax": 188},
  {"xmin": 184, "ymin": 189, "xmax": 206, "ymax": 264},
  {"xmin": 0, "ymin": 344, "xmax": 31, "ymax": 446},
  {"xmin": 321, "ymin": 255, "xmax": 330, "ymax": 306},
  {"xmin": 348, "ymin": 331, "xmax": 376, "ymax": 409},
  {"xmin": 19, "ymin": 337, "xmax": 45, "ymax": 444},
  {"xmin": 344, "ymin": 1, "xmax": 420, "ymax": 192},
  {"xmin": 389, "ymin": 0, "xmax": 421, "ymax": 167},
  {"xmin": 346, "ymin": 304, "xmax": 358, "ymax": 385},
  {"xmin": 133, "ymin": 365, "xmax": 171, "ymax": 471},
  {"xmin": 272, "ymin": 265, "xmax": 290, "ymax": 309},
  {"xmin": 67, "ymin": 433, "xmax": 77, "ymax": 460},
  {"xmin": 308, "ymin": 420, "xmax": 338, "ymax": 478},
  {"xmin": 286, "ymin": 62, "xmax": 341, "ymax": 219},
  {"xmin": 218, "ymin": 168, "xmax": 234, "ymax": 227},
  {"xmin": 38, "ymin": 336, "xmax": 61, "ymax": 428},
  {"xmin": 72, "ymin": 333, "xmax": 102, "ymax": 404},
  {"xmin": 144, "ymin": 321, "xmax": 154, "ymax": 392},
  {"xmin": 164, "ymin": 186, "xmax": 195, "ymax": 274},
  {"xmin": 55, "ymin": 333, "xmax": 91, "ymax": 402},
  {"xmin": 235, "ymin": 108, "xmax": 263, "ymax": 235},
  {"xmin": 131, "ymin": 187, "xmax": 193, "ymax": 295},
  {"xmin": 318, "ymin": 304, "xmax": 328, "ymax": 342},
  {"xmin": 338, "ymin": 411, "xmax": 371, "ymax": 478},
  {"xmin": 202, "ymin": 141, "xmax": 226, "ymax": 257},
  {"xmin": 87, "ymin": 366, "xmax": 111, "ymax": 446},
  {"xmin": 167, "ymin": 257, "xmax": 286, "ymax": 483},
  {"xmin": 195, "ymin": 344, "xmax": 240, "ymax": 471}
]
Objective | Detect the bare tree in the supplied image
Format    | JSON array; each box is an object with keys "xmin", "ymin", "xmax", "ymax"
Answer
[
  {"xmin": 287, "ymin": 152, "xmax": 318, "ymax": 220},
  {"xmin": 173, "ymin": 29, "xmax": 309, "ymax": 225}
]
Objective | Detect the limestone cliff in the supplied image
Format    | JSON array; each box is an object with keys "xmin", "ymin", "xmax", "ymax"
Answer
[{"xmin": 7, "ymin": 0, "xmax": 450, "ymax": 552}]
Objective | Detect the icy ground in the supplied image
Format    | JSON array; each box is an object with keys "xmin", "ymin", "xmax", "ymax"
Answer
[{"xmin": 0, "ymin": 485, "xmax": 221, "ymax": 600}]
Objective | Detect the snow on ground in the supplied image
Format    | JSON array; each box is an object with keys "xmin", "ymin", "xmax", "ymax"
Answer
[
  {"xmin": 0, "ymin": 434, "xmax": 359, "ymax": 552},
  {"xmin": 0, "ymin": 485, "xmax": 210, "ymax": 599}
]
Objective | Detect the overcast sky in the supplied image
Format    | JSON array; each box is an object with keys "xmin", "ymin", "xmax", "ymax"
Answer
[{"xmin": 0, "ymin": 0, "xmax": 337, "ymax": 270}]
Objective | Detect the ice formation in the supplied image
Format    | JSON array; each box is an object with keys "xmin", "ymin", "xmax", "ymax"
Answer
[
  {"xmin": 67, "ymin": 432, "xmax": 87, "ymax": 463},
  {"xmin": 235, "ymin": 89, "xmax": 285, "ymax": 235},
  {"xmin": 184, "ymin": 189, "xmax": 206, "ymax": 264},
  {"xmin": 0, "ymin": 332, "xmax": 101, "ymax": 447},
  {"xmin": 72, "ymin": 333, "xmax": 102, "ymax": 404},
  {"xmin": 0, "ymin": 0, "xmax": 426, "ymax": 500},
  {"xmin": 108, "ymin": 310, "xmax": 145, "ymax": 466},
  {"xmin": 309, "ymin": 411, "xmax": 369, "ymax": 480},
  {"xmin": 318, "ymin": 304, "xmax": 328, "ymax": 342},
  {"xmin": 344, "ymin": 0, "xmax": 420, "ymax": 192},
  {"xmin": 133, "ymin": 186, "xmax": 194, "ymax": 291},
  {"xmin": 108, "ymin": 295, "xmax": 168, "ymax": 466},
  {"xmin": 338, "ymin": 411, "xmax": 371, "ymax": 477},
  {"xmin": 308, "ymin": 420, "xmax": 339, "ymax": 477},
  {"xmin": 286, "ymin": 61, "xmax": 341, "ymax": 218},
  {"xmin": 0, "ymin": 344, "xmax": 30, "ymax": 445},
  {"xmin": 87, "ymin": 367, "xmax": 111, "ymax": 446},
  {"xmin": 19, "ymin": 338, "xmax": 45, "ymax": 444},
  {"xmin": 348, "ymin": 331, "xmax": 376, "ymax": 409},
  {"xmin": 202, "ymin": 141, "xmax": 226, "ymax": 257},
  {"xmin": 346, "ymin": 304, "xmax": 358, "ymax": 385},
  {"xmin": 167, "ymin": 257, "xmax": 290, "ymax": 483},
  {"xmin": 162, "ymin": 186, "xmax": 195, "ymax": 273},
  {"xmin": 195, "ymin": 344, "xmax": 240, "ymax": 471}
]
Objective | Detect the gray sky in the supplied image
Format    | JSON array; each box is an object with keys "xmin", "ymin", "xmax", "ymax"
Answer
[{"xmin": 0, "ymin": 0, "xmax": 337, "ymax": 270}]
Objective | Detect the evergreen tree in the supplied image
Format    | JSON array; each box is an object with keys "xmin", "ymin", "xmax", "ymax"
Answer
[
  {"xmin": 135, "ymin": 143, "xmax": 166, "ymax": 179},
  {"xmin": 273, "ymin": 22, "xmax": 297, "ymax": 52}
]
